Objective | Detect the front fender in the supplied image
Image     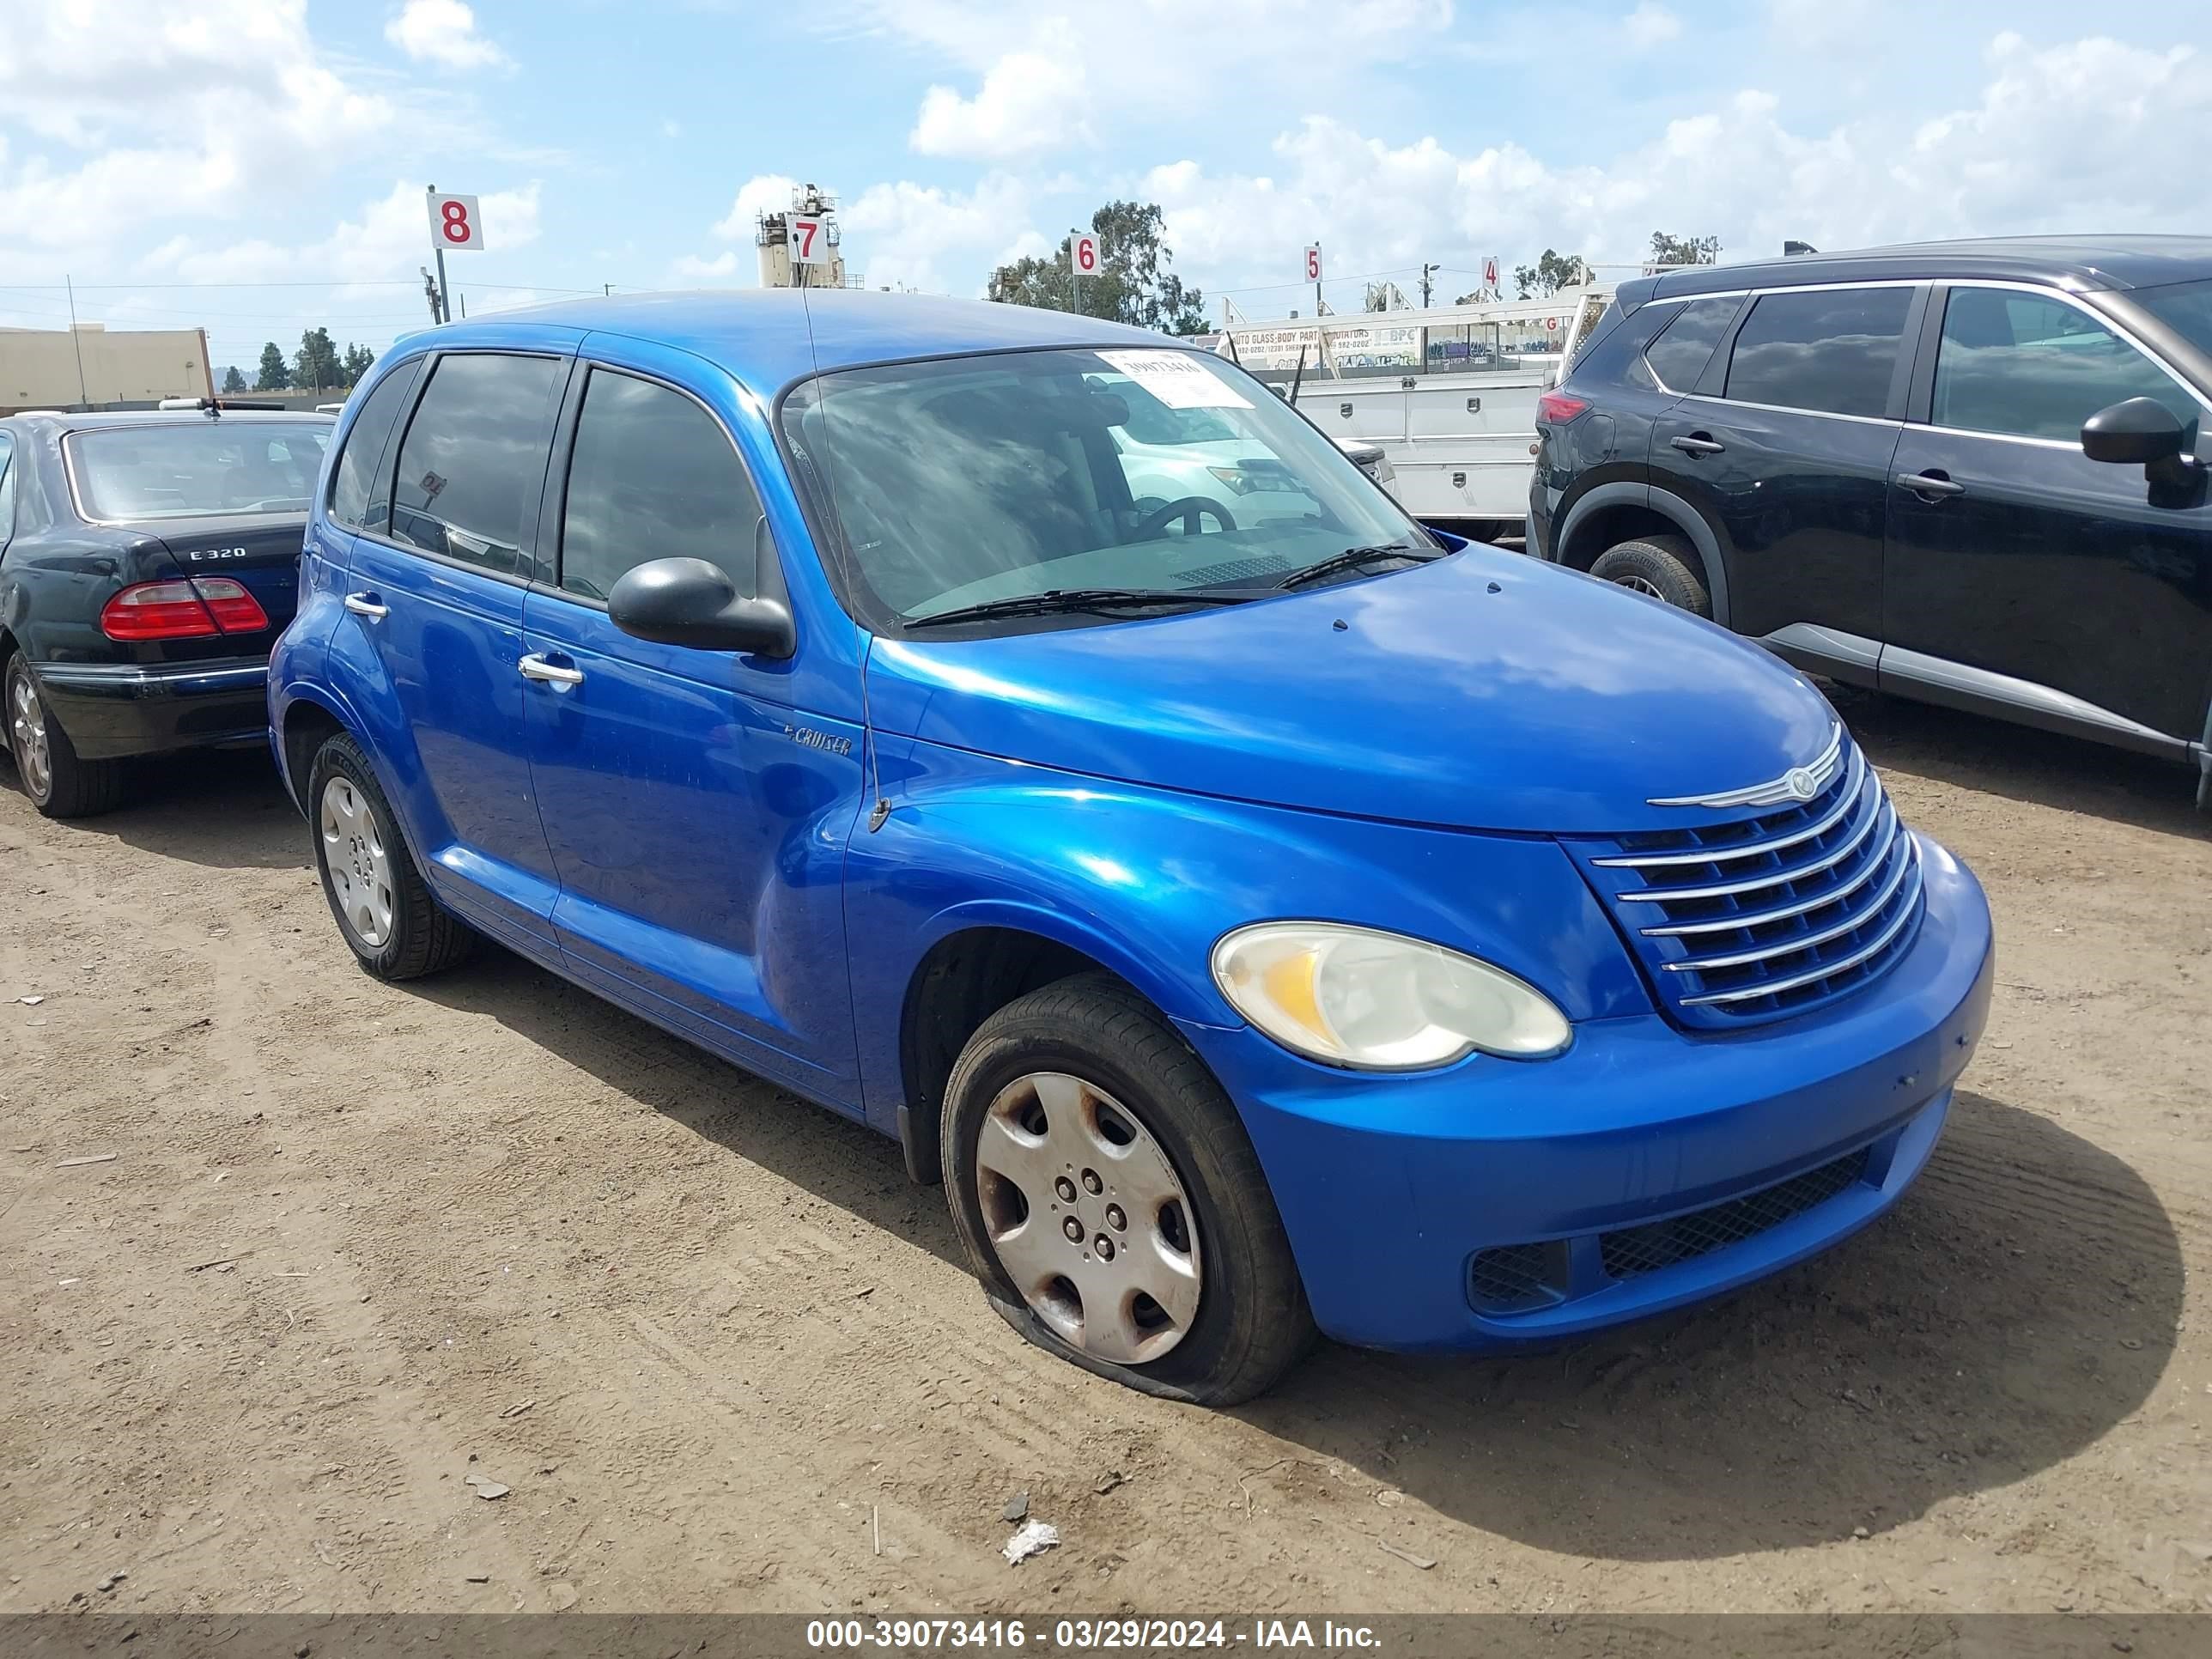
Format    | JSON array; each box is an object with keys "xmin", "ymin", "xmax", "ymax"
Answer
[{"xmin": 843, "ymin": 739, "xmax": 1650, "ymax": 1133}]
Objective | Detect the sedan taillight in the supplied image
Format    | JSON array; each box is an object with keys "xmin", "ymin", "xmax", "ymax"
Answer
[
  {"xmin": 1536, "ymin": 392, "xmax": 1590, "ymax": 425},
  {"xmin": 100, "ymin": 578, "xmax": 270, "ymax": 641}
]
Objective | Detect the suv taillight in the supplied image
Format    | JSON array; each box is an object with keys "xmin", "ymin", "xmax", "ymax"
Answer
[
  {"xmin": 1536, "ymin": 392, "xmax": 1589, "ymax": 425},
  {"xmin": 100, "ymin": 578, "xmax": 270, "ymax": 641}
]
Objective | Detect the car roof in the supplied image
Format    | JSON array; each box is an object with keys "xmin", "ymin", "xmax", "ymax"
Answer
[
  {"xmin": 1630, "ymin": 234, "xmax": 2212, "ymax": 306},
  {"xmin": 407, "ymin": 289, "xmax": 1183, "ymax": 392},
  {"xmin": 3, "ymin": 409, "xmax": 333, "ymax": 437}
]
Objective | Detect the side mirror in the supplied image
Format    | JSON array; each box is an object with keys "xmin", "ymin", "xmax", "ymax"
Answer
[
  {"xmin": 2081, "ymin": 397, "xmax": 2186, "ymax": 465},
  {"xmin": 608, "ymin": 557, "xmax": 795, "ymax": 658}
]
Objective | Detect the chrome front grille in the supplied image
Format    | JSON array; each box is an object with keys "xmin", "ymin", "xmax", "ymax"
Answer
[{"xmin": 1564, "ymin": 732, "xmax": 1926, "ymax": 1030}]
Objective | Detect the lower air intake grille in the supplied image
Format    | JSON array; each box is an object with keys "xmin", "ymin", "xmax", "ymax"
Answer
[
  {"xmin": 1467, "ymin": 1240, "xmax": 1569, "ymax": 1314},
  {"xmin": 1598, "ymin": 1149, "xmax": 1869, "ymax": 1282}
]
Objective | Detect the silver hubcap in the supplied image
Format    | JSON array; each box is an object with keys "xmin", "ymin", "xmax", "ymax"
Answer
[
  {"xmin": 319, "ymin": 775, "xmax": 394, "ymax": 948},
  {"xmin": 1613, "ymin": 574, "xmax": 1667, "ymax": 600},
  {"xmin": 973, "ymin": 1072, "xmax": 1203, "ymax": 1365},
  {"xmin": 9, "ymin": 670, "xmax": 52, "ymax": 799}
]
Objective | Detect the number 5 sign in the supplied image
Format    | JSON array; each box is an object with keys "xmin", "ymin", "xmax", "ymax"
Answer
[
  {"xmin": 788, "ymin": 215, "xmax": 834, "ymax": 266},
  {"xmin": 1304, "ymin": 243, "xmax": 1322, "ymax": 283},
  {"xmin": 427, "ymin": 192, "xmax": 484, "ymax": 252},
  {"xmin": 1070, "ymin": 231, "xmax": 1100, "ymax": 277}
]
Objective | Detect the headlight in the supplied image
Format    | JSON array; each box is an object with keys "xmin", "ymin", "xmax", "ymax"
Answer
[{"xmin": 1211, "ymin": 922, "xmax": 1571, "ymax": 1070}]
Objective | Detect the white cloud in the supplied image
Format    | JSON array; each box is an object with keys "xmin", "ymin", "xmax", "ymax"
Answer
[
  {"xmin": 0, "ymin": 1, "xmax": 393, "ymax": 280},
  {"xmin": 842, "ymin": 175, "xmax": 1036, "ymax": 294},
  {"xmin": 1143, "ymin": 33, "xmax": 2212, "ymax": 313},
  {"xmin": 909, "ymin": 28, "xmax": 1090, "ymax": 160},
  {"xmin": 673, "ymin": 250, "xmax": 743, "ymax": 281},
  {"xmin": 152, "ymin": 179, "xmax": 544, "ymax": 285},
  {"xmin": 385, "ymin": 0, "xmax": 507, "ymax": 70},
  {"xmin": 1624, "ymin": 3, "xmax": 1681, "ymax": 48},
  {"xmin": 710, "ymin": 174, "xmax": 806, "ymax": 241}
]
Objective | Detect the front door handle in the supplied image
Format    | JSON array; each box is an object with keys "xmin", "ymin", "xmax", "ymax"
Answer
[
  {"xmin": 343, "ymin": 592, "xmax": 388, "ymax": 620},
  {"xmin": 1669, "ymin": 434, "xmax": 1726, "ymax": 456},
  {"xmin": 1896, "ymin": 471, "xmax": 1966, "ymax": 501},
  {"xmin": 518, "ymin": 653, "xmax": 585, "ymax": 689}
]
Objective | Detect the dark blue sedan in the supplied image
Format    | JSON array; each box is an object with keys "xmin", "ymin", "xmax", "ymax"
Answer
[{"xmin": 1, "ymin": 407, "xmax": 331, "ymax": 816}]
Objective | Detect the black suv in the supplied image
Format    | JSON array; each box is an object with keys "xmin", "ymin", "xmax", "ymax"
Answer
[{"xmin": 1530, "ymin": 235, "xmax": 2212, "ymax": 800}]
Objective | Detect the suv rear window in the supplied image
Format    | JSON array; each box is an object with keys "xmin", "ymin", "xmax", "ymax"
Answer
[
  {"xmin": 69, "ymin": 422, "xmax": 330, "ymax": 521},
  {"xmin": 1723, "ymin": 287, "xmax": 1913, "ymax": 419},
  {"xmin": 1644, "ymin": 297, "xmax": 1741, "ymax": 392}
]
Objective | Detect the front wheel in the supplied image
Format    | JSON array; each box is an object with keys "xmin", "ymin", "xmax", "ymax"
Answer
[
  {"xmin": 940, "ymin": 973, "xmax": 1314, "ymax": 1405},
  {"xmin": 5, "ymin": 653, "xmax": 130, "ymax": 818}
]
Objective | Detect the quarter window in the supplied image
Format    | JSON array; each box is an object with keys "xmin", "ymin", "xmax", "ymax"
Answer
[
  {"xmin": 1723, "ymin": 287, "xmax": 1913, "ymax": 419},
  {"xmin": 328, "ymin": 358, "xmax": 422, "ymax": 532},
  {"xmin": 1931, "ymin": 288, "xmax": 2191, "ymax": 444},
  {"xmin": 1643, "ymin": 297, "xmax": 1740, "ymax": 392},
  {"xmin": 388, "ymin": 353, "xmax": 565, "ymax": 578},
  {"xmin": 558, "ymin": 369, "xmax": 763, "ymax": 603},
  {"xmin": 0, "ymin": 434, "xmax": 15, "ymax": 540}
]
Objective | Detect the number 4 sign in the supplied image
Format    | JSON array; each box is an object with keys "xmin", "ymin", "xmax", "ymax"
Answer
[
  {"xmin": 788, "ymin": 215, "xmax": 833, "ymax": 266},
  {"xmin": 427, "ymin": 192, "xmax": 484, "ymax": 252},
  {"xmin": 1070, "ymin": 231, "xmax": 1100, "ymax": 277}
]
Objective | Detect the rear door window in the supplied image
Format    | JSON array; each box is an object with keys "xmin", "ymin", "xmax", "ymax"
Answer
[
  {"xmin": 388, "ymin": 353, "xmax": 565, "ymax": 578},
  {"xmin": 1644, "ymin": 297, "xmax": 1741, "ymax": 392},
  {"xmin": 1723, "ymin": 287, "xmax": 1914, "ymax": 418},
  {"xmin": 0, "ymin": 434, "xmax": 15, "ymax": 541},
  {"xmin": 328, "ymin": 358, "xmax": 423, "ymax": 532},
  {"xmin": 1931, "ymin": 288, "xmax": 2192, "ymax": 443},
  {"xmin": 557, "ymin": 368, "xmax": 764, "ymax": 603}
]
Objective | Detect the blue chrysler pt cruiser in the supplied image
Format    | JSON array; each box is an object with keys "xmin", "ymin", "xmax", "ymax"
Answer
[{"xmin": 270, "ymin": 292, "xmax": 1993, "ymax": 1403}]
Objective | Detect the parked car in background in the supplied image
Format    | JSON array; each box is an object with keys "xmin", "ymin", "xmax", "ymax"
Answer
[
  {"xmin": 270, "ymin": 291, "xmax": 1990, "ymax": 1404},
  {"xmin": 1531, "ymin": 236, "xmax": 2212, "ymax": 801},
  {"xmin": 0, "ymin": 408, "xmax": 331, "ymax": 816}
]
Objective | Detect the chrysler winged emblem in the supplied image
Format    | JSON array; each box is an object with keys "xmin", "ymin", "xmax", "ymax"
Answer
[{"xmin": 1650, "ymin": 724, "xmax": 1844, "ymax": 810}]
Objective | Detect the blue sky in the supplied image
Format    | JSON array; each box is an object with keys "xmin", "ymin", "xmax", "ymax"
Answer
[{"xmin": 1, "ymin": 1, "xmax": 2206, "ymax": 380}]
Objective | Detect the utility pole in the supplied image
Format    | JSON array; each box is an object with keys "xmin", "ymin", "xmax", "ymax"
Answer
[
  {"xmin": 1419, "ymin": 263, "xmax": 1439, "ymax": 308},
  {"xmin": 64, "ymin": 273, "xmax": 91, "ymax": 409},
  {"xmin": 421, "ymin": 266, "xmax": 442, "ymax": 325},
  {"xmin": 425, "ymin": 185, "xmax": 452, "ymax": 323}
]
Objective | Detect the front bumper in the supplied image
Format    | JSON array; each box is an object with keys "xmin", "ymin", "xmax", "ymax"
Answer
[
  {"xmin": 1179, "ymin": 832, "xmax": 1994, "ymax": 1352},
  {"xmin": 32, "ymin": 659, "xmax": 270, "ymax": 761}
]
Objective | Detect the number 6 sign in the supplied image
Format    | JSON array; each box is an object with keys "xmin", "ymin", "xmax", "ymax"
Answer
[
  {"xmin": 427, "ymin": 192, "xmax": 484, "ymax": 252},
  {"xmin": 1070, "ymin": 231, "xmax": 1100, "ymax": 277}
]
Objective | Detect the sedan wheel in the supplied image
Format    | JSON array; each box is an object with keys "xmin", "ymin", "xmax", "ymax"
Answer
[
  {"xmin": 320, "ymin": 774, "xmax": 395, "ymax": 948},
  {"xmin": 972, "ymin": 1070, "xmax": 1203, "ymax": 1365},
  {"xmin": 8, "ymin": 666, "xmax": 51, "ymax": 800}
]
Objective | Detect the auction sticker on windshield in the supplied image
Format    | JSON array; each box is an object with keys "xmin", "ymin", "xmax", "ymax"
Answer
[{"xmin": 1097, "ymin": 349, "xmax": 1252, "ymax": 410}]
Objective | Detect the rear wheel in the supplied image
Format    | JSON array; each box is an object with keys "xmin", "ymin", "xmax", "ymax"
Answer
[
  {"xmin": 940, "ymin": 972, "xmax": 1314, "ymax": 1405},
  {"xmin": 309, "ymin": 732, "xmax": 477, "ymax": 980},
  {"xmin": 5, "ymin": 654, "xmax": 130, "ymax": 818},
  {"xmin": 1590, "ymin": 532, "xmax": 1712, "ymax": 617}
]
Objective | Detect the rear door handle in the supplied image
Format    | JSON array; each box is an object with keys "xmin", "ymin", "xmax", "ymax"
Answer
[
  {"xmin": 1669, "ymin": 434, "xmax": 1725, "ymax": 456},
  {"xmin": 518, "ymin": 653, "xmax": 585, "ymax": 689},
  {"xmin": 343, "ymin": 592, "xmax": 387, "ymax": 620},
  {"xmin": 1896, "ymin": 471, "xmax": 1966, "ymax": 500}
]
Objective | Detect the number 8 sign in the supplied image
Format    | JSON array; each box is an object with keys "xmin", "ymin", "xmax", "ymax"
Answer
[{"xmin": 427, "ymin": 192, "xmax": 484, "ymax": 252}]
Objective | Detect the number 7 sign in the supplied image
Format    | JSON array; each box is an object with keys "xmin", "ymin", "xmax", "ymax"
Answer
[{"xmin": 788, "ymin": 215, "xmax": 833, "ymax": 266}]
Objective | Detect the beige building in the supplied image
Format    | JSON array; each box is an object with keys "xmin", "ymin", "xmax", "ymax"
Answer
[{"xmin": 0, "ymin": 324, "xmax": 215, "ymax": 414}]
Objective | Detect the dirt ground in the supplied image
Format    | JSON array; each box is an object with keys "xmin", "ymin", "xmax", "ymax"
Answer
[{"xmin": 2, "ymin": 688, "xmax": 2208, "ymax": 1620}]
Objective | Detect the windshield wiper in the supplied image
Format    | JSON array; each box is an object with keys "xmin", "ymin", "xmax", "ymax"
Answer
[
  {"xmin": 1275, "ymin": 542, "xmax": 1443, "ymax": 592},
  {"xmin": 903, "ymin": 587, "xmax": 1248, "ymax": 629}
]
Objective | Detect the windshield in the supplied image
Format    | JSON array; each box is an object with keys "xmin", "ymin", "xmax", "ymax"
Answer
[
  {"xmin": 781, "ymin": 345, "xmax": 1425, "ymax": 630},
  {"xmin": 2134, "ymin": 277, "xmax": 2212, "ymax": 359},
  {"xmin": 69, "ymin": 422, "xmax": 331, "ymax": 521}
]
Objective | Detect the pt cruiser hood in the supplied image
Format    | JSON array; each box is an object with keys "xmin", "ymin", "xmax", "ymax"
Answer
[{"xmin": 865, "ymin": 545, "xmax": 1841, "ymax": 836}]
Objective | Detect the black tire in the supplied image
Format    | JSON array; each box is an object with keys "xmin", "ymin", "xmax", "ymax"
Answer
[
  {"xmin": 307, "ymin": 732, "xmax": 477, "ymax": 981},
  {"xmin": 4, "ymin": 653, "xmax": 131, "ymax": 818},
  {"xmin": 1590, "ymin": 532, "xmax": 1712, "ymax": 617},
  {"xmin": 940, "ymin": 972, "xmax": 1315, "ymax": 1406}
]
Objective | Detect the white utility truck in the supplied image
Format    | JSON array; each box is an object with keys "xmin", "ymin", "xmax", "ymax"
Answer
[{"xmin": 1213, "ymin": 288, "xmax": 1609, "ymax": 538}]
